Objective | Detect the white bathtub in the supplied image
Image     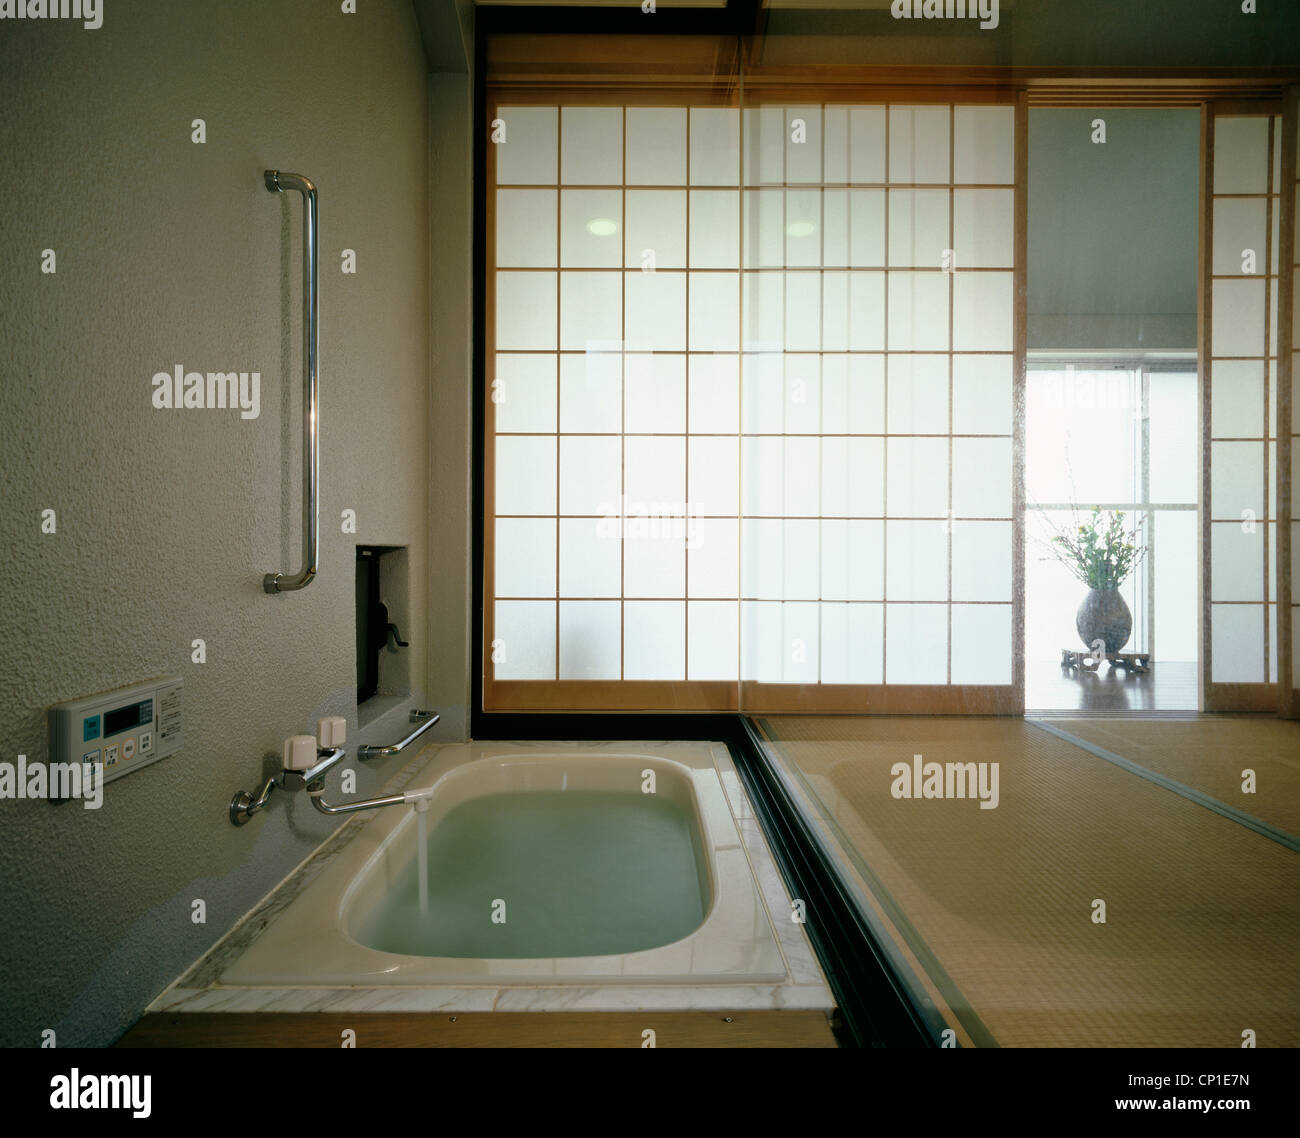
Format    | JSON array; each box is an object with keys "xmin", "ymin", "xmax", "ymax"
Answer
[{"xmin": 220, "ymin": 741, "xmax": 789, "ymax": 987}]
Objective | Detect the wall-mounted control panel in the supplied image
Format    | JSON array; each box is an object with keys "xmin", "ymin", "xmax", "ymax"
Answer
[{"xmin": 48, "ymin": 676, "xmax": 182, "ymax": 786}]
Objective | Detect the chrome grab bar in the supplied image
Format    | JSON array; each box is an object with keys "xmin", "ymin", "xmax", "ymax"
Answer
[
  {"xmin": 357, "ymin": 710, "xmax": 440, "ymax": 759},
  {"xmin": 263, "ymin": 169, "xmax": 319, "ymax": 594}
]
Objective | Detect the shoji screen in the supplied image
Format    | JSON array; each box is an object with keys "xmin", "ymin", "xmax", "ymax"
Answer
[
  {"xmin": 1286, "ymin": 91, "xmax": 1299, "ymax": 718},
  {"xmin": 484, "ymin": 91, "xmax": 1025, "ymax": 713},
  {"xmin": 737, "ymin": 99, "xmax": 1023, "ymax": 714},
  {"xmin": 1202, "ymin": 105, "xmax": 1293, "ymax": 711}
]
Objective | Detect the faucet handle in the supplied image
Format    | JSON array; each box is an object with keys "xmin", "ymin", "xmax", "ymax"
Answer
[
  {"xmin": 317, "ymin": 716, "xmax": 347, "ymax": 748},
  {"xmin": 284, "ymin": 735, "xmax": 318, "ymax": 771}
]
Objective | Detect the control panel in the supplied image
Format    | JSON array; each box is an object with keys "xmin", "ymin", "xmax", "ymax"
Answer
[{"xmin": 48, "ymin": 676, "xmax": 182, "ymax": 786}]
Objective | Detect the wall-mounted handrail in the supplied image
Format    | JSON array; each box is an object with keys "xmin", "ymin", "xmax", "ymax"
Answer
[
  {"xmin": 357, "ymin": 710, "xmax": 440, "ymax": 759},
  {"xmin": 263, "ymin": 169, "xmax": 319, "ymax": 594}
]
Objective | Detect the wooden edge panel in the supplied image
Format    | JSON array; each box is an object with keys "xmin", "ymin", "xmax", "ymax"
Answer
[{"xmin": 116, "ymin": 1010, "xmax": 838, "ymax": 1049}]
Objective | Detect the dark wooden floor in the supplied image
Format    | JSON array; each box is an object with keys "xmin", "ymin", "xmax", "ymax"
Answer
[{"xmin": 1026, "ymin": 659, "xmax": 1197, "ymax": 713}]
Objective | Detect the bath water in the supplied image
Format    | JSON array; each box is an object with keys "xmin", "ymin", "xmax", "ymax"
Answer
[{"xmin": 355, "ymin": 790, "xmax": 708, "ymax": 958}]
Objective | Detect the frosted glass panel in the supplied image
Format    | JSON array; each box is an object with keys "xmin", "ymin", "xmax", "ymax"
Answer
[
  {"xmin": 1212, "ymin": 279, "xmax": 1266, "ymax": 357},
  {"xmin": 846, "ymin": 272, "xmax": 886, "ymax": 350},
  {"xmin": 560, "ymin": 107, "xmax": 622, "ymax": 186},
  {"xmin": 951, "ymin": 521, "xmax": 1012, "ymax": 601},
  {"xmin": 885, "ymin": 603, "xmax": 948, "ymax": 684},
  {"xmin": 624, "ymin": 354, "xmax": 685, "ymax": 434},
  {"xmin": 849, "ymin": 190, "xmax": 886, "ymax": 267},
  {"xmin": 494, "ymin": 107, "xmax": 557, "ymax": 185},
  {"xmin": 493, "ymin": 601, "xmax": 555, "ymax": 680},
  {"xmin": 781, "ymin": 519, "xmax": 822, "ymax": 600},
  {"xmin": 952, "ymin": 189, "xmax": 1014, "ymax": 269},
  {"xmin": 689, "ymin": 354, "xmax": 740, "ymax": 434},
  {"xmin": 496, "ymin": 519, "xmax": 556, "ymax": 598},
  {"xmin": 952, "ymin": 437, "xmax": 1012, "ymax": 518},
  {"xmin": 496, "ymin": 436, "xmax": 556, "ymax": 515},
  {"xmin": 626, "ymin": 108, "xmax": 686, "ymax": 186},
  {"xmin": 741, "ymin": 437, "xmax": 784, "ymax": 516},
  {"xmin": 690, "ymin": 108, "xmax": 739, "ymax": 186},
  {"xmin": 1148, "ymin": 371, "xmax": 1198, "ymax": 505},
  {"xmin": 887, "ymin": 437, "xmax": 948, "ymax": 517},
  {"xmin": 1210, "ymin": 441, "xmax": 1265, "ymax": 520},
  {"xmin": 888, "ymin": 273, "xmax": 949, "ymax": 351},
  {"xmin": 496, "ymin": 272, "xmax": 556, "ymax": 350},
  {"xmin": 783, "ymin": 437, "xmax": 822, "ymax": 516},
  {"xmin": 1210, "ymin": 522, "xmax": 1265, "ymax": 602},
  {"xmin": 624, "ymin": 191, "xmax": 686, "ymax": 270},
  {"xmin": 1212, "ymin": 197, "xmax": 1266, "ymax": 277},
  {"xmin": 560, "ymin": 271, "xmax": 621, "ymax": 350},
  {"xmin": 624, "ymin": 271, "xmax": 686, "ymax": 351},
  {"xmin": 743, "ymin": 106, "xmax": 785, "ymax": 186},
  {"xmin": 951, "ymin": 605, "xmax": 1012, "ymax": 684},
  {"xmin": 493, "ymin": 354, "xmax": 556, "ymax": 433},
  {"xmin": 821, "ymin": 437, "xmax": 885, "ymax": 518},
  {"xmin": 1152, "ymin": 511, "xmax": 1198, "ymax": 661},
  {"xmin": 497, "ymin": 190, "xmax": 557, "ymax": 266},
  {"xmin": 624, "ymin": 601, "xmax": 700, "ymax": 680},
  {"xmin": 821, "ymin": 354, "xmax": 885, "ymax": 434},
  {"xmin": 953, "ymin": 106, "xmax": 1014, "ymax": 185},
  {"xmin": 689, "ymin": 436, "xmax": 739, "ymax": 518},
  {"xmin": 623, "ymin": 526, "xmax": 685, "ymax": 598},
  {"xmin": 953, "ymin": 355, "xmax": 1012, "ymax": 435},
  {"xmin": 559, "ymin": 601, "xmax": 620, "ymax": 680},
  {"xmin": 559, "ymin": 518, "xmax": 620, "ymax": 598},
  {"xmin": 742, "ymin": 190, "xmax": 784, "ymax": 268},
  {"xmin": 888, "ymin": 189, "xmax": 949, "ymax": 268},
  {"xmin": 688, "ymin": 601, "xmax": 738, "ymax": 680},
  {"xmin": 742, "ymin": 273, "xmax": 783, "ymax": 350},
  {"xmin": 741, "ymin": 519, "xmax": 783, "ymax": 599},
  {"xmin": 1211, "ymin": 360, "xmax": 1265, "ymax": 438},
  {"xmin": 1213, "ymin": 116, "xmax": 1269, "ymax": 195},
  {"xmin": 559, "ymin": 353, "xmax": 621, "ymax": 433},
  {"xmin": 820, "ymin": 603, "xmax": 884, "ymax": 683},
  {"xmin": 559, "ymin": 436, "xmax": 620, "ymax": 515},
  {"xmin": 888, "ymin": 106, "xmax": 950, "ymax": 185},
  {"xmin": 1210, "ymin": 603, "xmax": 1265, "ymax": 682},
  {"xmin": 625, "ymin": 436, "xmax": 686, "ymax": 508},
  {"xmin": 953, "ymin": 272, "xmax": 1014, "ymax": 351},
  {"xmin": 799, "ymin": 189, "xmax": 835, "ymax": 267},
  {"xmin": 886, "ymin": 521, "xmax": 948, "ymax": 600},
  {"xmin": 820, "ymin": 520, "xmax": 884, "ymax": 600},
  {"xmin": 887, "ymin": 354, "xmax": 948, "ymax": 434},
  {"xmin": 848, "ymin": 106, "xmax": 887, "ymax": 184},
  {"xmin": 560, "ymin": 190, "xmax": 622, "ymax": 267},
  {"xmin": 688, "ymin": 518, "xmax": 739, "ymax": 598},
  {"xmin": 784, "ymin": 273, "xmax": 822, "ymax": 351},
  {"xmin": 689, "ymin": 191, "xmax": 740, "ymax": 268},
  {"xmin": 689, "ymin": 272, "xmax": 740, "ymax": 352}
]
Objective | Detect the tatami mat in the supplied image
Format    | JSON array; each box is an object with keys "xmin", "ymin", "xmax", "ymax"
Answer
[
  {"xmin": 1042, "ymin": 717, "xmax": 1300, "ymax": 839},
  {"xmin": 759, "ymin": 716, "xmax": 1300, "ymax": 1048}
]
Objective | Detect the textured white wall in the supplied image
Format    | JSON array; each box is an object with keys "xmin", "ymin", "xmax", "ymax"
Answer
[{"xmin": 0, "ymin": 0, "xmax": 436, "ymax": 1045}]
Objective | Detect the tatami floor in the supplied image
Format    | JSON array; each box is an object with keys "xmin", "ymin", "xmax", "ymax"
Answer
[{"xmin": 756, "ymin": 714, "xmax": 1300, "ymax": 1048}]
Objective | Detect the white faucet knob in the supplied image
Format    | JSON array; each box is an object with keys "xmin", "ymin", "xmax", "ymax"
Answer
[
  {"xmin": 317, "ymin": 716, "xmax": 346, "ymax": 747},
  {"xmin": 283, "ymin": 734, "xmax": 318, "ymax": 771}
]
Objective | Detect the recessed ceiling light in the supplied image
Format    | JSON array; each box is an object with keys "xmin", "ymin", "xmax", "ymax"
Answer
[
  {"xmin": 586, "ymin": 218, "xmax": 619, "ymax": 237},
  {"xmin": 786, "ymin": 220, "xmax": 816, "ymax": 238}
]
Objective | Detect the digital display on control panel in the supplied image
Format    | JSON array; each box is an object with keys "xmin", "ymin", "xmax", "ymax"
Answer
[{"xmin": 103, "ymin": 699, "xmax": 151, "ymax": 738}]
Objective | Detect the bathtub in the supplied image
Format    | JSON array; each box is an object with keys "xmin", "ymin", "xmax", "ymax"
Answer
[{"xmin": 219, "ymin": 741, "xmax": 790, "ymax": 987}]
